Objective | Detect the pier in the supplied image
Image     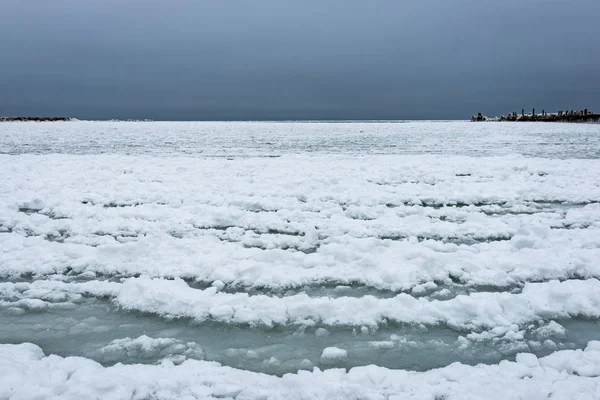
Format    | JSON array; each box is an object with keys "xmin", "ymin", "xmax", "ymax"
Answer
[
  {"xmin": 0, "ymin": 116, "xmax": 72, "ymax": 122},
  {"xmin": 471, "ymin": 109, "xmax": 599, "ymax": 123}
]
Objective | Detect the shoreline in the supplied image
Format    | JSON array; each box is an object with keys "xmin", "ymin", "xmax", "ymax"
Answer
[{"xmin": 0, "ymin": 116, "xmax": 73, "ymax": 122}]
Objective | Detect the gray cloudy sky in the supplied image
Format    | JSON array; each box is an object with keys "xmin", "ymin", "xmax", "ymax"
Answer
[{"xmin": 1, "ymin": 0, "xmax": 599, "ymax": 120}]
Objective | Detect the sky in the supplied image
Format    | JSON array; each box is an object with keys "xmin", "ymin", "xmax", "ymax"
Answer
[{"xmin": 1, "ymin": 0, "xmax": 599, "ymax": 120}]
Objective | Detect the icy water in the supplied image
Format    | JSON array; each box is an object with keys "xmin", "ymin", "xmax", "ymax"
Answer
[
  {"xmin": 1, "ymin": 121, "xmax": 600, "ymax": 380},
  {"xmin": 1, "ymin": 120, "xmax": 600, "ymax": 158}
]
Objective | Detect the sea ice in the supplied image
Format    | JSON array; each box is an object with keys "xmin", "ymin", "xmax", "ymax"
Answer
[
  {"xmin": 1, "ymin": 122, "xmax": 600, "ymax": 397},
  {"xmin": 1, "ymin": 342, "xmax": 600, "ymax": 399}
]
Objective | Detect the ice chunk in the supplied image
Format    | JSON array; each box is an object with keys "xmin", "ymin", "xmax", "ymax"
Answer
[{"xmin": 320, "ymin": 347, "xmax": 348, "ymax": 364}]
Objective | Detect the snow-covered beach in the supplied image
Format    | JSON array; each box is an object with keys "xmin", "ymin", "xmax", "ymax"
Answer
[{"xmin": 1, "ymin": 121, "xmax": 600, "ymax": 399}]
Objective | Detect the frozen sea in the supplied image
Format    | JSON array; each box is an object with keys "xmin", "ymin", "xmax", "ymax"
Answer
[{"xmin": 1, "ymin": 120, "xmax": 600, "ymax": 399}]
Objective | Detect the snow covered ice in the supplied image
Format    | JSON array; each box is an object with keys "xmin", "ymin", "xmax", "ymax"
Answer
[{"xmin": 1, "ymin": 120, "xmax": 600, "ymax": 399}]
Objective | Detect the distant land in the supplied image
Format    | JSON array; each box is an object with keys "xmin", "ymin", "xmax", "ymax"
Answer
[
  {"xmin": 0, "ymin": 116, "xmax": 73, "ymax": 122},
  {"xmin": 1, "ymin": 112, "xmax": 599, "ymax": 123},
  {"xmin": 472, "ymin": 108, "xmax": 599, "ymax": 123}
]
